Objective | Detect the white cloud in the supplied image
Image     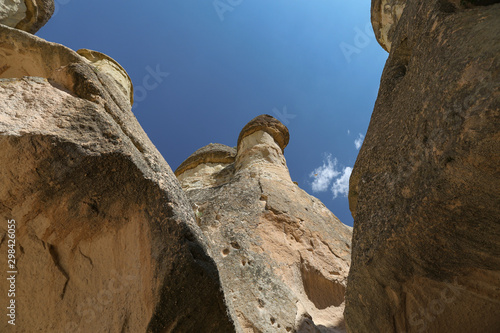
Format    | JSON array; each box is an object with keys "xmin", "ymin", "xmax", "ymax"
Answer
[
  {"xmin": 354, "ymin": 133, "xmax": 364, "ymax": 150},
  {"xmin": 331, "ymin": 166, "xmax": 352, "ymax": 199},
  {"xmin": 309, "ymin": 155, "xmax": 352, "ymax": 200},
  {"xmin": 347, "ymin": 129, "xmax": 351, "ymax": 135},
  {"xmin": 309, "ymin": 154, "xmax": 339, "ymax": 192}
]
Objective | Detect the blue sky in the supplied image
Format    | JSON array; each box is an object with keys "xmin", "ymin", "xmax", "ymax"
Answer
[{"xmin": 38, "ymin": 0, "xmax": 387, "ymax": 226}]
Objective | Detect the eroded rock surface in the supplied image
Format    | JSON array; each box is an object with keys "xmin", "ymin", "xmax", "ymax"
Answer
[
  {"xmin": 371, "ymin": 0, "xmax": 406, "ymax": 52},
  {"xmin": 176, "ymin": 115, "xmax": 352, "ymax": 333},
  {"xmin": 0, "ymin": 25, "xmax": 234, "ymax": 332},
  {"xmin": 347, "ymin": 1, "xmax": 500, "ymax": 332},
  {"xmin": 0, "ymin": 0, "xmax": 54, "ymax": 33}
]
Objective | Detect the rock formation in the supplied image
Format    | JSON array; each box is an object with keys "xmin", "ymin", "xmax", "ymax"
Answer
[
  {"xmin": 346, "ymin": 1, "xmax": 500, "ymax": 332},
  {"xmin": 176, "ymin": 115, "xmax": 353, "ymax": 333},
  {"xmin": 371, "ymin": 0, "xmax": 406, "ymax": 52},
  {"xmin": 8, "ymin": 0, "xmax": 497, "ymax": 331},
  {"xmin": 0, "ymin": 24, "xmax": 234, "ymax": 332},
  {"xmin": 0, "ymin": 0, "xmax": 54, "ymax": 34}
]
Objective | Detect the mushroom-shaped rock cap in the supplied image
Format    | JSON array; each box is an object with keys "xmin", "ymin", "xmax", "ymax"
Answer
[
  {"xmin": 0, "ymin": 0, "xmax": 55, "ymax": 34},
  {"xmin": 237, "ymin": 114, "xmax": 289, "ymax": 152},
  {"xmin": 175, "ymin": 143, "xmax": 237, "ymax": 177},
  {"xmin": 77, "ymin": 49, "xmax": 134, "ymax": 106}
]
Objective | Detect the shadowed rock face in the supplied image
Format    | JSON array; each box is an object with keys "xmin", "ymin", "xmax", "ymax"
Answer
[
  {"xmin": 0, "ymin": 0, "xmax": 55, "ymax": 34},
  {"xmin": 346, "ymin": 1, "xmax": 500, "ymax": 332},
  {"xmin": 0, "ymin": 25, "xmax": 234, "ymax": 332},
  {"xmin": 176, "ymin": 115, "xmax": 352, "ymax": 333}
]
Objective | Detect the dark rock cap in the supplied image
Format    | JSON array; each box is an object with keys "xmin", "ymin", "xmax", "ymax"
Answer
[
  {"xmin": 175, "ymin": 143, "xmax": 237, "ymax": 176},
  {"xmin": 237, "ymin": 114, "xmax": 289, "ymax": 152}
]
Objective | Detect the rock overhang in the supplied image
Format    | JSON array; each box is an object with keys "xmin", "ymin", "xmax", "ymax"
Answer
[
  {"xmin": 77, "ymin": 49, "xmax": 134, "ymax": 106},
  {"xmin": 0, "ymin": 0, "xmax": 55, "ymax": 34},
  {"xmin": 174, "ymin": 143, "xmax": 237, "ymax": 177}
]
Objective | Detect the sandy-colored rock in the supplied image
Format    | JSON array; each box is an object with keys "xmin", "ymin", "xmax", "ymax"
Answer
[
  {"xmin": 237, "ymin": 113, "xmax": 290, "ymax": 152},
  {"xmin": 371, "ymin": 0, "xmax": 406, "ymax": 52},
  {"xmin": 175, "ymin": 143, "xmax": 237, "ymax": 190},
  {"xmin": 371, "ymin": 0, "xmax": 500, "ymax": 52},
  {"xmin": 0, "ymin": 0, "xmax": 27, "ymax": 28},
  {"xmin": 176, "ymin": 115, "xmax": 352, "ymax": 333},
  {"xmin": 0, "ymin": 0, "xmax": 54, "ymax": 34},
  {"xmin": 346, "ymin": 1, "xmax": 500, "ymax": 332},
  {"xmin": 77, "ymin": 48, "xmax": 134, "ymax": 106},
  {"xmin": 0, "ymin": 25, "xmax": 234, "ymax": 332}
]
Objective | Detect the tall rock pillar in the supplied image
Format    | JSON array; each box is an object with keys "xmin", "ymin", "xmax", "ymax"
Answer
[{"xmin": 176, "ymin": 115, "xmax": 352, "ymax": 332}]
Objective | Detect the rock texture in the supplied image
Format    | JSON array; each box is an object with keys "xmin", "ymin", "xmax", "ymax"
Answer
[
  {"xmin": 176, "ymin": 143, "xmax": 237, "ymax": 190},
  {"xmin": 0, "ymin": 25, "xmax": 234, "ymax": 332},
  {"xmin": 0, "ymin": 0, "xmax": 54, "ymax": 34},
  {"xmin": 347, "ymin": 1, "xmax": 500, "ymax": 332},
  {"xmin": 77, "ymin": 48, "xmax": 134, "ymax": 106},
  {"xmin": 0, "ymin": 0, "xmax": 27, "ymax": 29},
  {"xmin": 371, "ymin": 0, "xmax": 406, "ymax": 52},
  {"xmin": 176, "ymin": 115, "xmax": 352, "ymax": 333}
]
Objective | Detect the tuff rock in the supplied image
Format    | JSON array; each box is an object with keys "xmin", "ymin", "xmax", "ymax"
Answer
[
  {"xmin": 346, "ymin": 1, "xmax": 500, "ymax": 332},
  {"xmin": 0, "ymin": 0, "xmax": 55, "ymax": 34},
  {"xmin": 176, "ymin": 115, "xmax": 352, "ymax": 333},
  {"xmin": 0, "ymin": 24, "xmax": 234, "ymax": 332}
]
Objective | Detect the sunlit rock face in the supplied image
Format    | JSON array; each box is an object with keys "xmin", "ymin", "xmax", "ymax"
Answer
[
  {"xmin": 0, "ymin": 0, "xmax": 55, "ymax": 34},
  {"xmin": 77, "ymin": 48, "xmax": 134, "ymax": 106},
  {"xmin": 371, "ymin": 0, "xmax": 406, "ymax": 52},
  {"xmin": 346, "ymin": 1, "xmax": 500, "ymax": 332},
  {"xmin": 176, "ymin": 143, "xmax": 237, "ymax": 191},
  {"xmin": 0, "ymin": 0, "xmax": 28, "ymax": 28},
  {"xmin": 0, "ymin": 25, "xmax": 235, "ymax": 333},
  {"xmin": 176, "ymin": 115, "xmax": 352, "ymax": 333}
]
